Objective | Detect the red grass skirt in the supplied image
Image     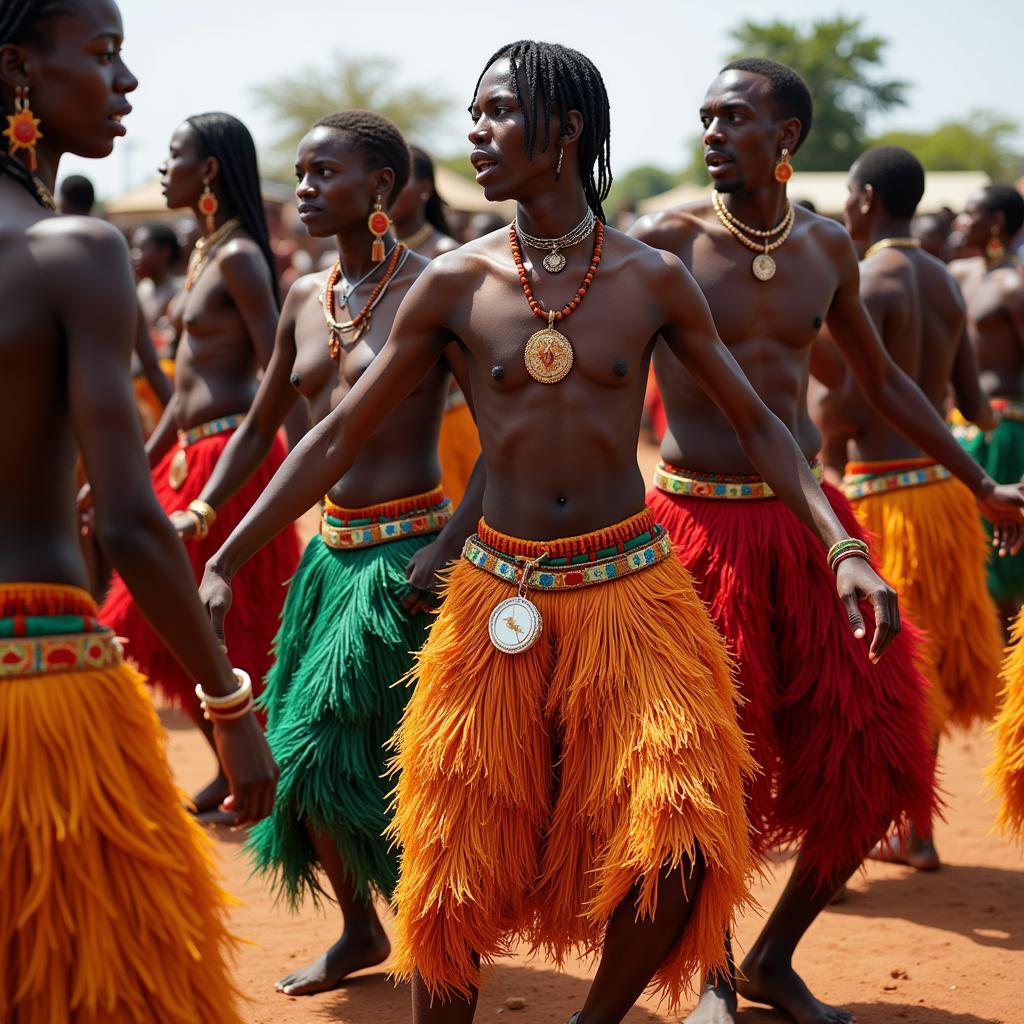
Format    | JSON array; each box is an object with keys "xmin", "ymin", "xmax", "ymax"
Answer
[
  {"xmin": 647, "ymin": 481, "xmax": 938, "ymax": 884},
  {"xmin": 99, "ymin": 430, "xmax": 301, "ymax": 713}
]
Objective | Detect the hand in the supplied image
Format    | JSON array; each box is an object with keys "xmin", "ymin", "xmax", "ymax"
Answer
[
  {"xmin": 403, "ymin": 535, "xmax": 459, "ymax": 614},
  {"xmin": 834, "ymin": 556, "xmax": 900, "ymax": 663},
  {"xmin": 976, "ymin": 482, "xmax": 1024, "ymax": 532},
  {"xmin": 199, "ymin": 560, "xmax": 234, "ymax": 644},
  {"xmin": 992, "ymin": 519, "xmax": 1024, "ymax": 559},
  {"xmin": 170, "ymin": 509, "xmax": 199, "ymax": 540},
  {"xmin": 210, "ymin": 712, "xmax": 278, "ymax": 824}
]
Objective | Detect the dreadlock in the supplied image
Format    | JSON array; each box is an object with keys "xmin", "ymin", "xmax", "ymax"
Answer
[
  {"xmin": 0, "ymin": 0, "xmax": 76, "ymax": 207},
  {"xmin": 473, "ymin": 40, "xmax": 612, "ymax": 222},
  {"xmin": 410, "ymin": 145, "xmax": 451, "ymax": 237},
  {"xmin": 185, "ymin": 111, "xmax": 279, "ymax": 306},
  {"xmin": 312, "ymin": 109, "xmax": 410, "ymax": 204}
]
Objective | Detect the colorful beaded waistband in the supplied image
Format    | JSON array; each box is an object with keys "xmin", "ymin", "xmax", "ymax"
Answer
[
  {"xmin": 320, "ymin": 486, "xmax": 452, "ymax": 550},
  {"xmin": 178, "ymin": 414, "xmax": 244, "ymax": 448},
  {"xmin": 653, "ymin": 460, "xmax": 823, "ymax": 500},
  {"xmin": 842, "ymin": 458, "xmax": 951, "ymax": 500},
  {"xmin": 463, "ymin": 511, "xmax": 672, "ymax": 591},
  {"xmin": 0, "ymin": 583, "xmax": 123, "ymax": 678}
]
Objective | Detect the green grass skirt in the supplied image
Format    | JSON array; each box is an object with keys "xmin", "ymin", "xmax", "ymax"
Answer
[
  {"xmin": 246, "ymin": 532, "xmax": 433, "ymax": 907},
  {"xmin": 957, "ymin": 416, "xmax": 1024, "ymax": 604}
]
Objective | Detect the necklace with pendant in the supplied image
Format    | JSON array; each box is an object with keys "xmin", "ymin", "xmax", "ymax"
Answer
[
  {"xmin": 488, "ymin": 549, "xmax": 548, "ymax": 654},
  {"xmin": 711, "ymin": 191, "xmax": 793, "ymax": 281},
  {"xmin": 514, "ymin": 208, "xmax": 596, "ymax": 273},
  {"xmin": 509, "ymin": 218, "xmax": 603, "ymax": 384}
]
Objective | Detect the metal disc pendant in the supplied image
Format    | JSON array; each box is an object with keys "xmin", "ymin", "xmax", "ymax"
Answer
[
  {"xmin": 488, "ymin": 596, "xmax": 543, "ymax": 654},
  {"xmin": 524, "ymin": 326, "xmax": 574, "ymax": 384},
  {"xmin": 542, "ymin": 250, "xmax": 566, "ymax": 273},
  {"xmin": 168, "ymin": 448, "xmax": 188, "ymax": 490},
  {"xmin": 752, "ymin": 253, "xmax": 776, "ymax": 281}
]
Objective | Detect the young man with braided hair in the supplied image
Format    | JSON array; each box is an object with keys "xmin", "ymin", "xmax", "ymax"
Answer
[
  {"xmin": 632, "ymin": 59, "xmax": 1023, "ymax": 1024},
  {"xmin": 202, "ymin": 41, "xmax": 901, "ymax": 1024}
]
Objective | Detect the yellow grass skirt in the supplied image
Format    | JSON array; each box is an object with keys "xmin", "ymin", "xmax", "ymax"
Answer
[
  {"xmin": 990, "ymin": 612, "xmax": 1024, "ymax": 842},
  {"xmin": 387, "ymin": 513, "xmax": 757, "ymax": 1006},
  {"xmin": 438, "ymin": 397, "xmax": 480, "ymax": 509},
  {"xmin": 845, "ymin": 460, "xmax": 1002, "ymax": 729},
  {"xmin": 0, "ymin": 585, "xmax": 241, "ymax": 1023}
]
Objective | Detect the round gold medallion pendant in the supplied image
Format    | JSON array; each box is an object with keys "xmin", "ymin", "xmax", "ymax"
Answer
[
  {"xmin": 524, "ymin": 326, "xmax": 574, "ymax": 384},
  {"xmin": 542, "ymin": 251, "xmax": 566, "ymax": 273},
  {"xmin": 751, "ymin": 253, "xmax": 777, "ymax": 281},
  {"xmin": 488, "ymin": 596, "xmax": 543, "ymax": 654}
]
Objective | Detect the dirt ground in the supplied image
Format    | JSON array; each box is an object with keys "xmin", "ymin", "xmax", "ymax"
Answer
[{"xmin": 165, "ymin": 442, "xmax": 1024, "ymax": 1024}]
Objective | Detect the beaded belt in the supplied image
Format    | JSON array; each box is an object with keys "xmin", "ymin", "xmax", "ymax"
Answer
[
  {"xmin": 320, "ymin": 486, "xmax": 452, "ymax": 550},
  {"xmin": 653, "ymin": 460, "xmax": 824, "ymax": 500},
  {"xmin": 842, "ymin": 459, "xmax": 951, "ymax": 500},
  {"xmin": 0, "ymin": 590, "xmax": 124, "ymax": 678},
  {"xmin": 169, "ymin": 414, "xmax": 245, "ymax": 490},
  {"xmin": 463, "ymin": 524, "xmax": 673, "ymax": 591}
]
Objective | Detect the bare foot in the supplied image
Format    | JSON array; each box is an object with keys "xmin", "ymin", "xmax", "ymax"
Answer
[
  {"xmin": 867, "ymin": 830, "xmax": 940, "ymax": 872},
  {"xmin": 739, "ymin": 951, "xmax": 853, "ymax": 1024},
  {"xmin": 189, "ymin": 773, "xmax": 229, "ymax": 816},
  {"xmin": 276, "ymin": 926, "xmax": 390, "ymax": 996},
  {"xmin": 683, "ymin": 982, "xmax": 738, "ymax": 1023}
]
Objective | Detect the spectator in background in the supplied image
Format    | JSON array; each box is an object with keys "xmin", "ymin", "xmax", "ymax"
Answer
[
  {"xmin": 131, "ymin": 222, "xmax": 181, "ymax": 345},
  {"xmin": 57, "ymin": 172, "xmax": 95, "ymax": 215}
]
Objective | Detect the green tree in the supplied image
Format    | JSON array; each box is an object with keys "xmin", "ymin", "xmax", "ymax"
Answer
[
  {"xmin": 873, "ymin": 112, "xmax": 1022, "ymax": 180},
  {"xmin": 252, "ymin": 55, "xmax": 452, "ymax": 180},
  {"xmin": 724, "ymin": 17, "xmax": 908, "ymax": 171}
]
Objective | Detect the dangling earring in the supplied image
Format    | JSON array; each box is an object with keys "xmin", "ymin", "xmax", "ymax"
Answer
[
  {"xmin": 367, "ymin": 195, "xmax": 391, "ymax": 263},
  {"xmin": 554, "ymin": 146, "xmax": 564, "ymax": 182},
  {"xmin": 986, "ymin": 224, "xmax": 1006, "ymax": 265},
  {"xmin": 198, "ymin": 182, "xmax": 219, "ymax": 235},
  {"xmin": 3, "ymin": 85, "xmax": 44, "ymax": 172},
  {"xmin": 774, "ymin": 147, "xmax": 793, "ymax": 184}
]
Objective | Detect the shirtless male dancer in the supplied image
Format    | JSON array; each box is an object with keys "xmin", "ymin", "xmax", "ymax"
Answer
[
  {"xmin": 201, "ymin": 41, "xmax": 902, "ymax": 1024},
  {"xmin": 949, "ymin": 185, "xmax": 1024, "ymax": 626},
  {"xmin": 633, "ymin": 60, "xmax": 1024, "ymax": 1024},
  {"xmin": 821, "ymin": 146, "xmax": 1003, "ymax": 871},
  {"xmin": 0, "ymin": 0, "xmax": 276, "ymax": 1018}
]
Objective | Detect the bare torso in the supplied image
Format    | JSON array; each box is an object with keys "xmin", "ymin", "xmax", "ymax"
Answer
[
  {"xmin": 169, "ymin": 236, "xmax": 267, "ymax": 428},
  {"xmin": 640, "ymin": 200, "xmax": 839, "ymax": 472},
  {"xmin": 288, "ymin": 254, "xmax": 451, "ymax": 507},
  {"xmin": 951, "ymin": 257, "xmax": 1024, "ymax": 400}
]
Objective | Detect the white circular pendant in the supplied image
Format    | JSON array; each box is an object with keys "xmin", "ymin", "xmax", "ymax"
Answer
[
  {"xmin": 542, "ymin": 251, "xmax": 566, "ymax": 273},
  {"xmin": 488, "ymin": 596, "xmax": 543, "ymax": 654},
  {"xmin": 752, "ymin": 253, "xmax": 776, "ymax": 281}
]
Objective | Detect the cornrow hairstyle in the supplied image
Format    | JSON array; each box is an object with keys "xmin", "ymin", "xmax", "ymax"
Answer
[
  {"xmin": 852, "ymin": 146, "xmax": 925, "ymax": 220},
  {"xmin": 721, "ymin": 57, "xmax": 813, "ymax": 151},
  {"xmin": 0, "ymin": 0, "xmax": 77, "ymax": 207},
  {"xmin": 473, "ymin": 40, "xmax": 612, "ymax": 222},
  {"xmin": 312, "ymin": 109, "xmax": 411, "ymax": 204},
  {"xmin": 185, "ymin": 111, "xmax": 279, "ymax": 306},
  {"xmin": 410, "ymin": 145, "xmax": 451, "ymax": 237},
  {"xmin": 979, "ymin": 184, "xmax": 1024, "ymax": 239}
]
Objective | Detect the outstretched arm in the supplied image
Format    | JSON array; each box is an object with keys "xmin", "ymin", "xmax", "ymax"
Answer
[
  {"xmin": 60, "ymin": 222, "xmax": 276, "ymax": 822},
  {"xmin": 655, "ymin": 252, "xmax": 898, "ymax": 658}
]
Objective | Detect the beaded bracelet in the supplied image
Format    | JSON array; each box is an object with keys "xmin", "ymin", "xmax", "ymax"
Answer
[
  {"xmin": 827, "ymin": 538, "xmax": 869, "ymax": 571},
  {"xmin": 195, "ymin": 669, "xmax": 253, "ymax": 721},
  {"xmin": 830, "ymin": 548, "xmax": 871, "ymax": 572}
]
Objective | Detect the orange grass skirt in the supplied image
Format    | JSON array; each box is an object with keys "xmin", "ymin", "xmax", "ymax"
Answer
[
  {"xmin": 387, "ymin": 511, "xmax": 757, "ymax": 1005},
  {"xmin": 0, "ymin": 583, "xmax": 241, "ymax": 1023},
  {"xmin": 438, "ymin": 399, "xmax": 480, "ymax": 509},
  {"xmin": 990, "ymin": 612, "xmax": 1024, "ymax": 842},
  {"xmin": 846, "ymin": 459, "xmax": 1002, "ymax": 730}
]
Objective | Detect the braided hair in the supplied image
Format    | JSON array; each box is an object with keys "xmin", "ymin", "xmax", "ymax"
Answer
[
  {"xmin": 473, "ymin": 40, "xmax": 612, "ymax": 222},
  {"xmin": 184, "ymin": 112, "xmax": 278, "ymax": 305},
  {"xmin": 0, "ymin": 0, "xmax": 75, "ymax": 207},
  {"xmin": 312, "ymin": 109, "xmax": 411, "ymax": 204},
  {"xmin": 409, "ymin": 146, "xmax": 452, "ymax": 237}
]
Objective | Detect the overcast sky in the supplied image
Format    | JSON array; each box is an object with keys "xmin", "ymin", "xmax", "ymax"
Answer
[{"xmin": 61, "ymin": 0, "xmax": 1024, "ymax": 199}]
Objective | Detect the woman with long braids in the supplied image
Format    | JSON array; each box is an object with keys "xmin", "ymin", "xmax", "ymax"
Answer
[
  {"xmin": 98, "ymin": 110, "xmax": 301, "ymax": 815},
  {"xmin": 0, "ymin": 0, "xmax": 277, "ymax": 1019},
  {"xmin": 184, "ymin": 109, "xmax": 481, "ymax": 995},
  {"xmin": 199, "ymin": 40, "xmax": 899, "ymax": 1024},
  {"xmin": 391, "ymin": 145, "xmax": 480, "ymax": 506}
]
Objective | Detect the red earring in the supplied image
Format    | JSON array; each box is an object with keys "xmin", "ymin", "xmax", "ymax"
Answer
[
  {"xmin": 774, "ymin": 148, "xmax": 793, "ymax": 183},
  {"xmin": 368, "ymin": 195, "xmax": 391, "ymax": 263},
  {"xmin": 4, "ymin": 86, "xmax": 43, "ymax": 172},
  {"xmin": 198, "ymin": 183, "xmax": 218, "ymax": 235}
]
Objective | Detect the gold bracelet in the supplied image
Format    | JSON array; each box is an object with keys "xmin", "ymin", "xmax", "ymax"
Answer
[{"xmin": 187, "ymin": 499, "xmax": 217, "ymax": 539}]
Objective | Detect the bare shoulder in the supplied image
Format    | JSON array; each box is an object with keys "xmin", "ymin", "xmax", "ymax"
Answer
[
  {"xmin": 218, "ymin": 234, "xmax": 268, "ymax": 272},
  {"xmin": 797, "ymin": 206, "xmax": 851, "ymax": 253},
  {"xmin": 607, "ymin": 223, "xmax": 688, "ymax": 280},
  {"xmin": 425, "ymin": 229, "xmax": 503, "ymax": 287},
  {"xmin": 629, "ymin": 200, "xmax": 709, "ymax": 251},
  {"xmin": 948, "ymin": 256, "xmax": 981, "ymax": 285},
  {"xmin": 30, "ymin": 216, "xmax": 132, "ymax": 307}
]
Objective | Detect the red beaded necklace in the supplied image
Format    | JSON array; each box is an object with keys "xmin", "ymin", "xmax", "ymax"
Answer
[
  {"xmin": 322, "ymin": 242, "xmax": 406, "ymax": 359},
  {"xmin": 509, "ymin": 219, "xmax": 603, "ymax": 384}
]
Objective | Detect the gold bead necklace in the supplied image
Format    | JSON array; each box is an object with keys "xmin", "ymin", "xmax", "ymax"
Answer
[{"xmin": 711, "ymin": 191, "xmax": 794, "ymax": 281}]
